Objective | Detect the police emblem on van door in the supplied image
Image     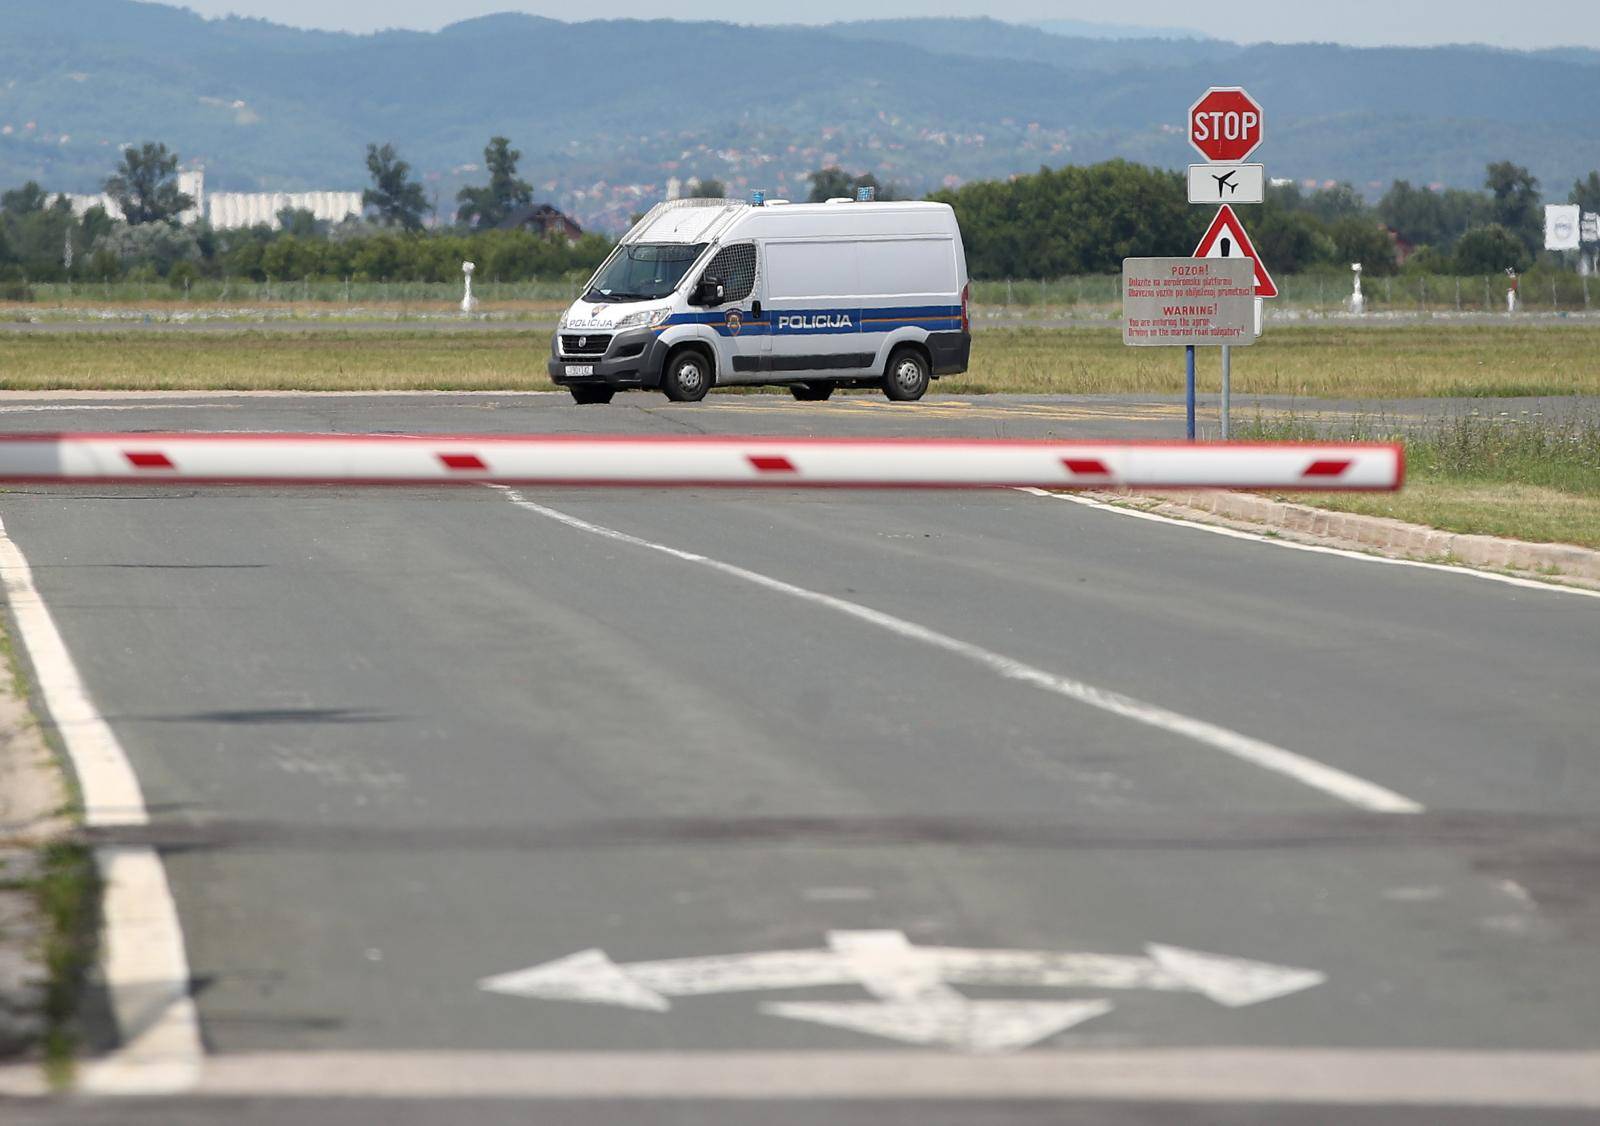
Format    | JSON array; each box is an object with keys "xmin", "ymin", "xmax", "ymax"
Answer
[{"xmin": 724, "ymin": 310, "xmax": 742, "ymax": 336}]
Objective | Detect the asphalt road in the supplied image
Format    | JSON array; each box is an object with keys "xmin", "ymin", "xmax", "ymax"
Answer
[{"xmin": 2, "ymin": 392, "xmax": 1598, "ymax": 1123}]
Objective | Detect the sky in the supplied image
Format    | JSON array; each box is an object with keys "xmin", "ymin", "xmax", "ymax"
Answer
[{"xmin": 174, "ymin": 1, "xmax": 1600, "ymax": 49}]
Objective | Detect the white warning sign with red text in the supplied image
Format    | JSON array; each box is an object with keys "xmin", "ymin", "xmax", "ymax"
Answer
[{"xmin": 1122, "ymin": 257, "xmax": 1256, "ymax": 348}]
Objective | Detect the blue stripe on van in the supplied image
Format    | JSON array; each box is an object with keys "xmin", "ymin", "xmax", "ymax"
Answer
[{"xmin": 663, "ymin": 305, "xmax": 961, "ymax": 337}]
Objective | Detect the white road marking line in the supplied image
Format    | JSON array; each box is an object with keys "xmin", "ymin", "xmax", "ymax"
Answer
[
  {"xmin": 0, "ymin": 404, "xmax": 212, "ymax": 413},
  {"xmin": 0, "ymin": 515, "xmax": 201, "ymax": 1094},
  {"xmin": 189, "ymin": 1049, "xmax": 1600, "ymax": 1106},
  {"xmin": 802, "ymin": 886, "xmax": 876, "ymax": 901},
  {"xmin": 1018, "ymin": 488, "xmax": 1600, "ymax": 600},
  {"xmin": 498, "ymin": 489, "xmax": 1423, "ymax": 814}
]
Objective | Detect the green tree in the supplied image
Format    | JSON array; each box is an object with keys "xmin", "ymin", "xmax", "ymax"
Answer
[
  {"xmin": 930, "ymin": 161, "xmax": 1196, "ymax": 278},
  {"xmin": 78, "ymin": 204, "xmax": 115, "ymax": 250},
  {"xmin": 104, "ymin": 143, "xmax": 193, "ymax": 226},
  {"xmin": 455, "ymin": 136, "xmax": 533, "ymax": 228},
  {"xmin": 1453, "ymin": 224, "xmax": 1530, "ymax": 274},
  {"xmin": 1, "ymin": 182, "xmax": 49, "ymax": 216},
  {"xmin": 1484, "ymin": 161, "xmax": 1542, "ymax": 254},
  {"xmin": 1253, "ymin": 208, "xmax": 1334, "ymax": 275},
  {"xmin": 1, "ymin": 188, "xmax": 81, "ymax": 280},
  {"xmin": 276, "ymin": 207, "xmax": 327, "ymax": 239},
  {"xmin": 1375, "ymin": 182, "xmax": 1493, "ymax": 253},
  {"xmin": 1270, "ymin": 181, "xmax": 1367, "ymax": 224},
  {"xmin": 686, "ymin": 177, "xmax": 726, "ymax": 199},
  {"xmin": 91, "ymin": 222, "xmax": 201, "ymax": 276},
  {"xmin": 1329, "ymin": 218, "xmax": 1399, "ymax": 275},
  {"xmin": 1570, "ymin": 171, "xmax": 1600, "ymax": 214},
  {"xmin": 362, "ymin": 143, "xmax": 429, "ymax": 231},
  {"xmin": 806, "ymin": 168, "xmax": 854, "ymax": 202},
  {"xmin": 806, "ymin": 168, "xmax": 898, "ymax": 203}
]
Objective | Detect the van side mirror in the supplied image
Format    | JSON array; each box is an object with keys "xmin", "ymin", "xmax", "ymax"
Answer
[{"xmin": 692, "ymin": 277, "xmax": 725, "ymax": 306}]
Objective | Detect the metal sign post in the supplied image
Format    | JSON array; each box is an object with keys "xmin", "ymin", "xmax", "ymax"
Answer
[
  {"xmin": 1220, "ymin": 345, "xmax": 1232, "ymax": 439},
  {"xmin": 1186, "ymin": 346, "xmax": 1197, "ymax": 440}
]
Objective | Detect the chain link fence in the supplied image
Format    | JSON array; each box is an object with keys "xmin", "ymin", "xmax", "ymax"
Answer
[{"xmin": 971, "ymin": 270, "xmax": 1597, "ymax": 315}]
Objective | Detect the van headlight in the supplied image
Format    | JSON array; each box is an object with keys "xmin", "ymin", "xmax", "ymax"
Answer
[{"xmin": 615, "ymin": 307, "xmax": 671, "ymax": 330}]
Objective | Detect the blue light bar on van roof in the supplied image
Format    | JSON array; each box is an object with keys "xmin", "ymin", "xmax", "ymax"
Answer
[
  {"xmin": 856, "ymin": 186, "xmax": 876, "ymax": 202},
  {"xmin": 751, "ymin": 190, "xmax": 766, "ymax": 206}
]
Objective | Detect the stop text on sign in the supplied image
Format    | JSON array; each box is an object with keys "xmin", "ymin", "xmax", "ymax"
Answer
[
  {"xmin": 1194, "ymin": 110, "xmax": 1257, "ymax": 143},
  {"xmin": 1188, "ymin": 87, "xmax": 1264, "ymax": 163}
]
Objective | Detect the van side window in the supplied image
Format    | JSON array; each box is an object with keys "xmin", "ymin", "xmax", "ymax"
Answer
[{"xmin": 702, "ymin": 244, "xmax": 757, "ymax": 304}]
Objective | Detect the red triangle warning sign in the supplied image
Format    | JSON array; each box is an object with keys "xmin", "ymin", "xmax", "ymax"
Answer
[{"xmin": 1194, "ymin": 204, "xmax": 1278, "ymax": 298}]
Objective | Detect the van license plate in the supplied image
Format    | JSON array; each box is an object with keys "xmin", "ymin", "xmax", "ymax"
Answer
[{"xmin": 565, "ymin": 365, "xmax": 594, "ymax": 377}]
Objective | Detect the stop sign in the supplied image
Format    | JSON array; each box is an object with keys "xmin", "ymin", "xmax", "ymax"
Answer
[{"xmin": 1189, "ymin": 87, "xmax": 1264, "ymax": 162}]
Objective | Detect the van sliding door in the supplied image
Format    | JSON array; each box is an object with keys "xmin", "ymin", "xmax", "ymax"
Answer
[{"xmin": 764, "ymin": 240, "xmax": 869, "ymax": 376}]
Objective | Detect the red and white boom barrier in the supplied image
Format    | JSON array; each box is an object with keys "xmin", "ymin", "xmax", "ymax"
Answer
[{"xmin": 0, "ymin": 433, "xmax": 1403, "ymax": 490}]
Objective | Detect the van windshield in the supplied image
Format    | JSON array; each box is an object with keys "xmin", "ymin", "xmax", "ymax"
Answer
[{"xmin": 584, "ymin": 243, "xmax": 708, "ymax": 302}]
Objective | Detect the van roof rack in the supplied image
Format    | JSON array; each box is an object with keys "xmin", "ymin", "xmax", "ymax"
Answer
[{"xmin": 656, "ymin": 197, "xmax": 747, "ymax": 210}]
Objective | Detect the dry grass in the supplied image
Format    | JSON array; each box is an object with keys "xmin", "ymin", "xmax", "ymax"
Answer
[
  {"xmin": 943, "ymin": 324, "xmax": 1600, "ymax": 398},
  {"xmin": 1245, "ymin": 411, "xmax": 1600, "ymax": 549},
  {"xmin": 0, "ymin": 330, "xmax": 556, "ymax": 391},
  {"xmin": 3, "ymin": 323, "xmax": 1600, "ymax": 397},
  {"xmin": 1276, "ymin": 482, "xmax": 1600, "ymax": 551}
]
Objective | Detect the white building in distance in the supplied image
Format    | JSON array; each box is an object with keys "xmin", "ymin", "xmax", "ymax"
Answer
[
  {"xmin": 207, "ymin": 189, "xmax": 363, "ymax": 230},
  {"xmin": 54, "ymin": 170, "xmax": 362, "ymax": 230}
]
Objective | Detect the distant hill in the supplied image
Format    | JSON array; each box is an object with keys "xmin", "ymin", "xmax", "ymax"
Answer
[
  {"xmin": 3, "ymin": 3, "xmax": 1598, "ymax": 231},
  {"xmin": 1032, "ymin": 19, "xmax": 1208, "ymax": 41}
]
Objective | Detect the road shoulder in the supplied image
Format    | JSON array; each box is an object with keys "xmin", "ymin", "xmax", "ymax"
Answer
[
  {"xmin": 0, "ymin": 615, "xmax": 72, "ymax": 1078},
  {"xmin": 1099, "ymin": 490, "xmax": 1600, "ymax": 591}
]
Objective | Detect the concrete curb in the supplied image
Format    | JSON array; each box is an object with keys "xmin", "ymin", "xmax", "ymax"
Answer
[
  {"xmin": 1118, "ymin": 490, "xmax": 1600, "ymax": 587},
  {"xmin": 0, "ymin": 623, "xmax": 68, "ymax": 1065}
]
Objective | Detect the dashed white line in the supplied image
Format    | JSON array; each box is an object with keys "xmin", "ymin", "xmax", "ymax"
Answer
[
  {"xmin": 498, "ymin": 489, "xmax": 1423, "ymax": 814},
  {"xmin": 0, "ymin": 515, "xmax": 201, "ymax": 1094}
]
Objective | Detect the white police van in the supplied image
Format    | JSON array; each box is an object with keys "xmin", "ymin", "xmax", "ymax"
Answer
[{"xmin": 550, "ymin": 196, "xmax": 971, "ymax": 403}]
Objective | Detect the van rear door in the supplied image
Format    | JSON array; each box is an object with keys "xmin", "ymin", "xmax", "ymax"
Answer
[{"xmin": 856, "ymin": 237, "xmax": 963, "ymax": 347}]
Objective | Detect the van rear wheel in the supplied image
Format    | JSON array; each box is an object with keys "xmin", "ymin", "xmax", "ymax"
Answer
[
  {"xmin": 568, "ymin": 385, "xmax": 614, "ymax": 405},
  {"xmin": 883, "ymin": 348, "xmax": 930, "ymax": 402},
  {"xmin": 662, "ymin": 348, "xmax": 712, "ymax": 402},
  {"xmin": 790, "ymin": 382, "xmax": 834, "ymax": 401}
]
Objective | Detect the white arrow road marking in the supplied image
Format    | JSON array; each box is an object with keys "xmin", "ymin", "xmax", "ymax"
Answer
[
  {"xmin": 825, "ymin": 929, "xmax": 963, "ymax": 1003},
  {"xmin": 479, "ymin": 930, "xmax": 1326, "ymax": 1052},
  {"xmin": 761, "ymin": 999, "xmax": 1115, "ymax": 1053},
  {"xmin": 478, "ymin": 949, "xmax": 672, "ymax": 1012},
  {"xmin": 1145, "ymin": 943, "xmax": 1328, "ymax": 1008}
]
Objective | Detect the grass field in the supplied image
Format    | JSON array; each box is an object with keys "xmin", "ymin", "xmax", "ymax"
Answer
[
  {"xmin": 1246, "ymin": 411, "xmax": 1600, "ymax": 550},
  {"xmin": 3, "ymin": 323, "xmax": 1599, "ymax": 397}
]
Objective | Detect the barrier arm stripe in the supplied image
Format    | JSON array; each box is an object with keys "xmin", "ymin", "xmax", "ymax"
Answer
[{"xmin": 0, "ymin": 434, "xmax": 1404, "ymax": 492}]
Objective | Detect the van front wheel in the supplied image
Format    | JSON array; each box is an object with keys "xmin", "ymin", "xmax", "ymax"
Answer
[
  {"xmin": 883, "ymin": 348, "xmax": 930, "ymax": 402},
  {"xmin": 662, "ymin": 349, "xmax": 712, "ymax": 402},
  {"xmin": 790, "ymin": 382, "xmax": 834, "ymax": 401}
]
